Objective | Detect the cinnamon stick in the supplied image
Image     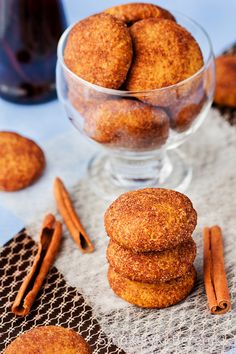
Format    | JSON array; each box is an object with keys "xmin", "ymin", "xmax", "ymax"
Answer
[
  {"xmin": 12, "ymin": 214, "xmax": 62, "ymax": 316},
  {"xmin": 54, "ymin": 177, "xmax": 94, "ymax": 253},
  {"xmin": 203, "ymin": 225, "xmax": 231, "ymax": 314}
]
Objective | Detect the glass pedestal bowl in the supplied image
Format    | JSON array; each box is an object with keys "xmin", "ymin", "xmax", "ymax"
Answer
[{"xmin": 56, "ymin": 12, "xmax": 215, "ymax": 199}]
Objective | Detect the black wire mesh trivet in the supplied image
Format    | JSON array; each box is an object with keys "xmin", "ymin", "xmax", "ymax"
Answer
[{"xmin": 0, "ymin": 231, "xmax": 125, "ymax": 354}]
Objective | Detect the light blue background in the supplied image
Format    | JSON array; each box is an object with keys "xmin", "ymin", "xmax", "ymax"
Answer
[{"xmin": 1, "ymin": 0, "xmax": 236, "ymax": 244}]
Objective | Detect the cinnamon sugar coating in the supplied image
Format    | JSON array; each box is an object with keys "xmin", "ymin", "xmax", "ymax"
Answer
[
  {"xmin": 83, "ymin": 98, "xmax": 169, "ymax": 150},
  {"xmin": 169, "ymin": 101, "xmax": 203, "ymax": 132},
  {"xmin": 214, "ymin": 55, "xmax": 236, "ymax": 107},
  {"xmin": 108, "ymin": 266, "xmax": 196, "ymax": 308},
  {"xmin": 104, "ymin": 188, "xmax": 197, "ymax": 252},
  {"xmin": 3, "ymin": 326, "xmax": 92, "ymax": 354},
  {"xmin": 0, "ymin": 132, "xmax": 45, "ymax": 191},
  {"xmin": 125, "ymin": 19, "xmax": 203, "ymax": 102},
  {"xmin": 107, "ymin": 239, "xmax": 196, "ymax": 283},
  {"xmin": 68, "ymin": 84, "xmax": 107, "ymax": 116},
  {"xmin": 168, "ymin": 89, "xmax": 206, "ymax": 132},
  {"xmin": 64, "ymin": 13, "xmax": 133, "ymax": 89},
  {"xmin": 104, "ymin": 2, "xmax": 175, "ymax": 25}
]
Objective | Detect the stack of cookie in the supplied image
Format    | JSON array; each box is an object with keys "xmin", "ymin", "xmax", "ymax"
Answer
[{"xmin": 104, "ymin": 188, "xmax": 197, "ymax": 308}]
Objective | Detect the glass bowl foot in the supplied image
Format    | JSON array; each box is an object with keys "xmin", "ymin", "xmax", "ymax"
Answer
[{"xmin": 87, "ymin": 149, "xmax": 192, "ymax": 200}]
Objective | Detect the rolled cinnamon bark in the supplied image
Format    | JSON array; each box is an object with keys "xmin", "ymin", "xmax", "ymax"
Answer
[
  {"xmin": 203, "ymin": 225, "xmax": 231, "ymax": 314},
  {"xmin": 54, "ymin": 177, "xmax": 94, "ymax": 253},
  {"xmin": 12, "ymin": 214, "xmax": 62, "ymax": 316}
]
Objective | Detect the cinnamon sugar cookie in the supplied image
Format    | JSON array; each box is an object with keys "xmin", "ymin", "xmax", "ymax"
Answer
[
  {"xmin": 104, "ymin": 2, "xmax": 175, "ymax": 25},
  {"xmin": 0, "ymin": 132, "xmax": 45, "ymax": 191},
  {"xmin": 84, "ymin": 98, "xmax": 169, "ymax": 150},
  {"xmin": 214, "ymin": 55, "xmax": 236, "ymax": 107},
  {"xmin": 168, "ymin": 89, "xmax": 206, "ymax": 132},
  {"xmin": 108, "ymin": 266, "xmax": 196, "ymax": 308},
  {"xmin": 107, "ymin": 239, "xmax": 196, "ymax": 283},
  {"xmin": 64, "ymin": 13, "xmax": 133, "ymax": 89},
  {"xmin": 125, "ymin": 19, "xmax": 203, "ymax": 104},
  {"xmin": 3, "ymin": 326, "xmax": 92, "ymax": 354},
  {"xmin": 104, "ymin": 188, "xmax": 197, "ymax": 252}
]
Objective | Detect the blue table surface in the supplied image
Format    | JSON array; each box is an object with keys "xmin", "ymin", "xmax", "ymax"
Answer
[{"xmin": 1, "ymin": 0, "xmax": 236, "ymax": 245}]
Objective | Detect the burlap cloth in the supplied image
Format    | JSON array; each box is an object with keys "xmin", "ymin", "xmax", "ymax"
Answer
[
  {"xmin": 1, "ymin": 106, "xmax": 235, "ymax": 354},
  {"xmin": 1, "ymin": 45, "xmax": 236, "ymax": 353}
]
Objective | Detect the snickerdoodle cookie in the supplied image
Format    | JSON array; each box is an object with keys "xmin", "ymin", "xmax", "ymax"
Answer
[
  {"xmin": 214, "ymin": 55, "xmax": 236, "ymax": 107},
  {"xmin": 84, "ymin": 98, "xmax": 169, "ymax": 150},
  {"xmin": 125, "ymin": 19, "xmax": 203, "ymax": 104},
  {"xmin": 104, "ymin": 2, "xmax": 175, "ymax": 25},
  {"xmin": 107, "ymin": 239, "xmax": 196, "ymax": 283},
  {"xmin": 3, "ymin": 326, "xmax": 92, "ymax": 354},
  {"xmin": 64, "ymin": 13, "xmax": 133, "ymax": 89},
  {"xmin": 108, "ymin": 266, "xmax": 196, "ymax": 308},
  {"xmin": 104, "ymin": 188, "xmax": 197, "ymax": 252},
  {"xmin": 0, "ymin": 132, "xmax": 45, "ymax": 191},
  {"xmin": 168, "ymin": 89, "xmax": 206, "ymax": 132}
]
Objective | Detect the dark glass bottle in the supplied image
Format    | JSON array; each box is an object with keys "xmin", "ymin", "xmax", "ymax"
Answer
[{"xmin": 0, "ymin": 0, "xmax": 67, "ymax": 104}]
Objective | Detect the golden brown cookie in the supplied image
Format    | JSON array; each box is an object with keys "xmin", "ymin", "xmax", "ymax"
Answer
[
  {"xmin": 168, "ymin": 89, "xmax": 206, "ymax": 132},
  {"xmin": 108, "ymin": 266, "xmax": 196, "ymax": 308},
  {"xmin": 68, "ymin": 85, "xmax": 107, "ymax": 117},
  {"xmin": 104, "ymin": 2, "xmax": 175, "ymax": 25},
  {"xmin": 3, "ymin": 326, "xmax": 92, "ymax": 354},
  {"xmin": 84, "ymin": 98, "xmax": 169, "ymax": 150},
  {"xmin": 66, "ymin": 58, "xmax": 114, "ymax": 116},
  {"xmin": 170, "ymin": 102, "xmax": 201, "ymax": 132},
  {"xmin": 67, "ymin": 78, "xmax": 119, "ymax": 121},
  {"xmin": 107, "ymin": 239, "xmax": 196, "ymax": 283},
  {"xmin": 68, "ymin": 88, "xmax": 89, "ymax": 116},
  {"xmin": 125, "ymin": 19, "xmax": 203, "ymax": 104},
  {"xmin": 104, "ymin": 188, "xmax": 197, "ymax": 252},
  {"xmin": 64, "ymin": 13, "xmax": 133, "ymax": 89},
  {"xmin": 0, "ymin": 132, "xmax": 45, "ymax": 191},
  {"xmin": 214, "ymin": 55, "xmax": 236, "ymax": 107}
]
